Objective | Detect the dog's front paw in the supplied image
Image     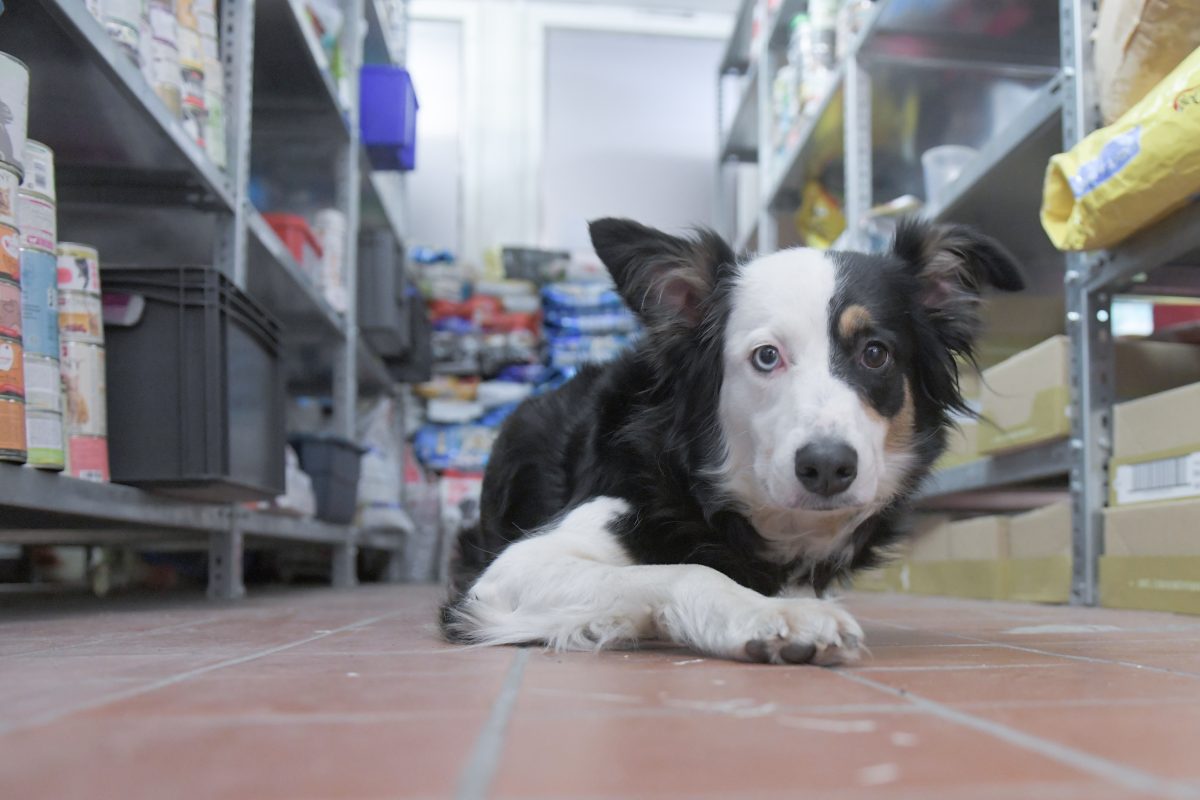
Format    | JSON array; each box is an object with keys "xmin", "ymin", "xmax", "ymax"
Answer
[{"xmin": 739, "ymin": 599, "xmax": 864, "ymax": 666}]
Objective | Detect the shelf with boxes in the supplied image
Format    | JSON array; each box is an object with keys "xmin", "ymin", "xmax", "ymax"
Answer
[
  {"xmin": 721, "ymin": 0, "xmax": 1200, "ymax": 611},
  {"xmin": 0, "ymin": 0, "xmax": 421, "ymax": 598}
]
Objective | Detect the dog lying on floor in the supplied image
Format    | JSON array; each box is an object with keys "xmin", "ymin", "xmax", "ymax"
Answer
[{"xmin": 440, "ymin": 218, "xmax": 1023, "ymax": 665}]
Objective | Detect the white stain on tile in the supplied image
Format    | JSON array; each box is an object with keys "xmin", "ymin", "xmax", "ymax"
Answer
[
  {"xmin": 858, "ymin": 763, "xmax": 900, "ymax": 786},
  {"xmin": 673, "ymin": 658, "xmax": 705, "ymax": 665},
  {"xmin": 890, "ymin": 731, "xmax": 919, "ymax": 747},
  {"xmin": 778, "ymin": 717, "xmax": 878, "ymax": 734}
]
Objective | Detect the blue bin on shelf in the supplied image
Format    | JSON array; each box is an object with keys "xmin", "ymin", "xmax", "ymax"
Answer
[{"xmin": 360, "ymin": 65, "xmax": 418, "ymax": 171}]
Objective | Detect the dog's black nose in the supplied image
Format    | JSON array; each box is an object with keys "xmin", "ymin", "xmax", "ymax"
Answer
[{"xmin": 795, "ymin": 439, "xmax": 858, "ymax": 497}]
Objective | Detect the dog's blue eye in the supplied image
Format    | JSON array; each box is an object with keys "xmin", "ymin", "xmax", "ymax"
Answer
[{"xmin": 751, "ymin": 345, "xmax": 781, "ymax": 372}]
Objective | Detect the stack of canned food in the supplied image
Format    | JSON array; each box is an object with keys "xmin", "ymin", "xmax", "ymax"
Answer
[
  {"xmin": 18, "ymin": 140, "xmax": 66, "ymax": 472},
  {"xmin": 93, "ymin": 0, "xmax": 226, "ymax": 169},
  {"xmin": 56, "ymin": 242, "xmax": 109, "ymax": 482},
  {"xmin": 0, "ymin": 51, "xmax": 29, "ymax": 464}
]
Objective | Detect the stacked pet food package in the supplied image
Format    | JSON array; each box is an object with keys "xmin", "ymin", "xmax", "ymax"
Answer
[
  {"xmin": 261, "ymin": 210, "xmax": 348, "ymax": 314},
  {"xmin": 542, "ymin": 282, "xmax": 639, "ymax": 370},
  {"xmin": 90, "ymin": 0, "xmax": 225, "ymax": 168}
]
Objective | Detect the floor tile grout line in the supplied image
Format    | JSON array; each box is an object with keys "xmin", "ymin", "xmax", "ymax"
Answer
[
  {"xmin": 858, "ymin": 616, "xmax": 1200, "ymax": 681},
  {"xmin": 455, "ymin": 648, "xmax": 530, "ymax": 800},
  {"xmin": 0, "ymin": 610, "xmax": 408, "ymax": 737},
  {"xmin": 830, "ymin": 668, "xmax": 1200, "ymax": 799}
]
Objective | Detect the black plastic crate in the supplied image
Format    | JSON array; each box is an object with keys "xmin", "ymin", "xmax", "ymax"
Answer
[
  {"xmin": 502, "ymin": 247, "xmax": 569, "ymax": 284},
  {"xmin": 357, "ymin": 229, "xmax": 410, "ymax": 357},
  {"xmin": 290, "ymin": 434, "xmax": 365, "ymax": 524},
  {"xmin": 386, "ymin": 284, "xmax": 432, "ymax": 383},
  {"xmin": 103, "ymin": 267, "xmax": 286, "ymax": 502}
]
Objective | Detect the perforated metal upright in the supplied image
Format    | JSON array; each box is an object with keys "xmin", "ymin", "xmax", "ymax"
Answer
[{"xmin": 1060, "ymin": 0, "xmax": 1109, "ymax": 606}]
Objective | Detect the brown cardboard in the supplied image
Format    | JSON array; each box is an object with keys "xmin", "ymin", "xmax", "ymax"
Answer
[
  {"xmin": 1104, "ymin": 498, "xmax": 1200, "ymax": 556},
  {"xmin": 908, "ymin": 514, "xmax": 952, "ymax": 562},
  {"xmin": 1110, "ymin": 381, "xmax": 1200, "ymax": 506},
  {"xmin": 945, "ymin": 515, "xmax": 1010, "ymax": 561},
  {"xmin": 980, "ymin": 337, "xmax": 1200, "ymax": 455},
  {"xmin": 1100, "ymin": 556, "xmax": 1200, "ymax": 615},
  {"xmin": 908, "ymin": 561, "xmax": 1007, "ymax": 600},
  {"xmin": 1009, "ymin": 502, "xmax": 1071, "ymax": 559},
  {"xmin": 1007, "ymin": 556, "xmax": 1071, "ymax": 604},
  {"xmin": 936, "ymin": 420, "xmax": 980, "ymax": 470}
]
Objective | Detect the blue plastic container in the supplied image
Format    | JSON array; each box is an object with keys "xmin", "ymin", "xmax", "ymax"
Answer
[{"xmin": 360, "ymin": 65, "xmax": 419, "ymax": 171}]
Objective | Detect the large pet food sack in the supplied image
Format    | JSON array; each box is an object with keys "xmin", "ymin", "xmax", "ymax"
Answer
[
  {"xmin": 1094, "ymin": 0, "xmax": 1200, "ymax": 124},
  {"xmin": 1041, "ymin": 45, "xmax": 1200, "ymax": 251}
]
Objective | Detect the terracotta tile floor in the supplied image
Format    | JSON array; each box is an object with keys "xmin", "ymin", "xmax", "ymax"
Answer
[{"xmin": 3, "ymin": 586, "xmax": 1200, "ymax": 799}]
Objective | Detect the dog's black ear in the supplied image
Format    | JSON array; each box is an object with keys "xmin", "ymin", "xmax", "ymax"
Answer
[
  {"xmin": 892, "ymin": 219, "xmax": 1023, "ymax": 354},
  {"xmin": 588, "ymin": 217, "xmax": 734, "ymax": 328}
]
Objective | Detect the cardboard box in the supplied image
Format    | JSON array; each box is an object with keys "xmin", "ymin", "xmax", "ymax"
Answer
[
  {"xmin": 1104, "ymin": 498, "xmax": 1200, "ymax": 556},
  {"xmin": 1009, "ymin": 502, "xmax": 1071, "ymax": 559},
  {"xmin": 1007, "ymin": 556, "xmax": 1071, "ymax": 604},
  {"xmin": 908, "ymin": 561, "xmax": 1007, "ymax": 600},
  {"xmin": 936, "ymin": 419, "xmax": 980, "ymax": 471},
  {"xmin": 945, "ymin": 515, "xmax": 1010, "ymax": 561},
  {"xmin": 852, "ymin": 562, "xmax": 906, "ymax": 593},
  {"xmin": 980, "ymin": 337, "xmax": 1200, "ymax": 455},
  {"xmin": 908, "ymin": 514, "xmax": 953, "ymax": 562},
  {"xmin": 1110, "ymin": 382, "xmax": 1200, "ymax": 506},
  {"xmin": 1099, "ymin": 499, "xmax": 1200, "ymax": 615}
]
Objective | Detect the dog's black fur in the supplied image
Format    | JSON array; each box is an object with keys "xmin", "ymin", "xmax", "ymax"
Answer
[{"xmin": 441, "ymin": 219, "xmax": 1022, "ymax": 637}]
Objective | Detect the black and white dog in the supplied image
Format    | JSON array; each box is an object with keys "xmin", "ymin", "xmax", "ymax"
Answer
[{"xmin": 441, "ymin": 218, "xmax": 1022, "ymax": 665}]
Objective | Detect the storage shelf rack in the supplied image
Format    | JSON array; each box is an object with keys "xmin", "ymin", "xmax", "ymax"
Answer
[
  {"xmin": 0, "ymin": 0, "xmax": 417, "ymax": 599},
  {"xmin": 716, "ymin": 0, "xmax": 1200, "ymax": 605}
]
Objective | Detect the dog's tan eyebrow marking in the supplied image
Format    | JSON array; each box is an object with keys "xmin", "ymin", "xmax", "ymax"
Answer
[{"xmin": 838, "ymin": 304, "xmax": 873, "ymax": 339}]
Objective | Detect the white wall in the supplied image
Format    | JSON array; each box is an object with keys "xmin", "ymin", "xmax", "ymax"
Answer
[
  {"xmin": 540, "ymin": 29, "xmax": 724, "ymax": 252},
  {"xmin": 404, "ymin": 18, "xmax": 463, "ymax": 253},
  {"xmin": 408, "ymin": 1, "xmax": 732, "ymax": 263}
]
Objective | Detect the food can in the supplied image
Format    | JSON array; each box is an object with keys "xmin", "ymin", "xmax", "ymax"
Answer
[
  {"xmin": 0, "ymin": 163, "xmax": 19, "ymax": 228},
  {"xmin": 57, "ymin": 242, "xmax": 102, "ymax": 294},
  {"xmin": 101, "ymin": 0, "xmax": 142, "ymax": 66},
  {"xmin": 67, "ymin": 434, "xmax": 109, "ymax": 482},
  {"xmin": 0, "ymin": 395, "xmax": 26, "ymax": 462},
  {"xmin": 182, "ymin": 99, "xmax": 208, "ymax": 149},
  {"xmin": 0, "ymin": 334, "xmax": 25, "ymax": 400},
  {"xmin": 20, "ymin": 140, "xmax": 55, "ymax": 202},
  {"xmin": 0, "ymin": 52, "xmax": 29, "ymax": 178},
  {"xmin": 0, "ymin": 276, "xmax": 20, "ymax": 339},
  {"xmin": 26, "ymin": 407, "xmax": 65, "ymax": 470},
  {"xmin": 181, "ymin": 61, "xmax": 204, "ymax": 109},
  {"xmin": 19, "ymin": 247, "xmax": 57, "ymax": 357},
  {"xmin": 61, "ymin": 340, "xmax": 106, "ymax": 437},
  {"xmin": 204, "ymin": 85, "xmax": 226, "ymax": 169},
  {"xmin": 58, "ymin": 289, "xmax": 104, "ymax": 344},
  {"xmin": 0, "ymin": 224, "xmax": 16, "ymax": 282},
  {"xmin": 17, "ymin": 191, "xmax": 56, "ymax": 253},
  {"xmin": 178, "ymin": 25, "xmax": 204, "ymax": 72},
  {"xmin": 23, "ymin": 353, "xmax": 61, "ymax": 413}
]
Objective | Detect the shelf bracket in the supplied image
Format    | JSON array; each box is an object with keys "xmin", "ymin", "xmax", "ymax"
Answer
[{"xmin": 208, "ymin": 513, "xmax": 246, "ymax": 601}]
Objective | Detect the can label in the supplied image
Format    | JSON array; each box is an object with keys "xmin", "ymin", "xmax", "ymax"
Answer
[
  {"xmin": 0, "ymin": 396, "xmax": 26, "ymax": 462},
  {"xmin": 182, "ymin": 102, "xmax": 208, "ymax": 148},
  {"xmin": 0, "ymin": 336, "xmax": 25, "ymax": 400},
  {"xmin": 26, "ymin": 408, "xmax": 65, "ymax": 470},
  {"xmin": 59, "ymin": 289, "xmax": 104, "ymax": 344},
  {"xmin": 0, "ymin": 52, "xmax": 30, "ymax": 177},
  {"xmin": 0, "ymin": 224, "xmax": 18, "ymax": 282},
  {"xmin": 56, "ymin": 243, "xmax": 101, "ymax": 294},
  {"xmin": 20, "ymin": 140, "xmax": 55, "ymax": 202},
  {"xmin": 0, "ymin": 276, "xmax": 20, "ymax": 340},
  {"xmin": 17, "ymin": 191, "xmax": 56, "ymax": 253},
  {"xmin": 0, "ymin": 165, "xmax": 18, "ymax": 228},
  {"xmin": 61, "ymin": 340, "xmax": 106, "ymax": 436},
  {"xmin": 19, "ymin": 247, "xmax": 57, "ymax": 357},
  {"xmin": 23, "ymin": 353, "xmax": 61, "ymax": 413},
  {"xmin": 204, "ymin": 88, "xmax": 226, "ymax": 169},
  {"xmin": 68, "ymin": 434, "xmax": 109, "ymax": 482},
  {"xmin": 148, "ymin": 3, "xmax": 178, "ymax": 42},
  {"xmin": 178, "ymin": 27, "xmax": 205, "ymax": 71}
]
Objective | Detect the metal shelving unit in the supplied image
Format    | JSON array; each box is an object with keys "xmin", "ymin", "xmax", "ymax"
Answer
[
  {"xmin": 717, "ymin": 0, "xmax": 1200, "ymax": 605},
  {"xmin": 0, "ymin": 0, "xmax": 417, "ymax": 599}
]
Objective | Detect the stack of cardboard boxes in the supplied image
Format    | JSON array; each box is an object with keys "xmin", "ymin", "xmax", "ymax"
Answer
[
  {"xmin": 1102, "ymin": 381, "xmax": 1200, "ymax": 614},
  {"xmin": 855, "ymin": 335, "xmax": 1200, "ymax": 609}
]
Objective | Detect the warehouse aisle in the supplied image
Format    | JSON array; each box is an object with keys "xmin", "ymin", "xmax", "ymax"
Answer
[{"xmin": 3, "ymin": 586, "xmax": 1199, "ymax": 799}]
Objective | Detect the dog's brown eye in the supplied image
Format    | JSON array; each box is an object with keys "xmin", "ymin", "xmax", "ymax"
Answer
[
  {"xmin": 861, "ymin": 341, "xmax": 890, "ymax": 370},
  {"xmin": 752, "ymin": 345, "xmax": 781, "ymax": 372}
]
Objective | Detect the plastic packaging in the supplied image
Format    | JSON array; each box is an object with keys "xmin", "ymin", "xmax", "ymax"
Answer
[
  {"xmin": 921, "ymin": 145, "xmax": 978, "ymax": 209},
  {"xmin": 1041, "ymin": 45, "xmax": 1200, "ymax": 251},
  {"xmin": 1094, "ymin": 0, "xmax": 1200, "ymax": 125}
]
